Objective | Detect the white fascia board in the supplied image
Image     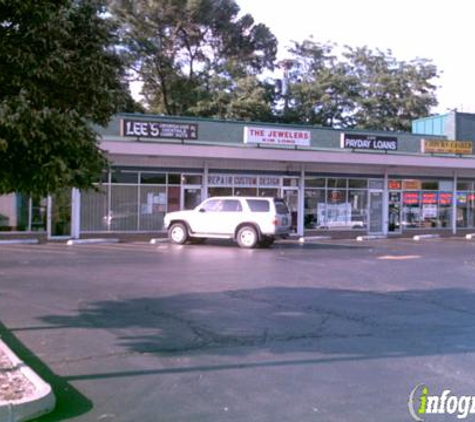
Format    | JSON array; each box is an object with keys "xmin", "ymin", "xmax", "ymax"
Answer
[{"xmin": 100, "ymin": 140, "xmax": 475, "ymax": 172}]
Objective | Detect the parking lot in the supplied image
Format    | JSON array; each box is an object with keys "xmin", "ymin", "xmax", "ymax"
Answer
[{"xmin": 1, "ymin": 238, "xmax": 475, "ymax": 421}]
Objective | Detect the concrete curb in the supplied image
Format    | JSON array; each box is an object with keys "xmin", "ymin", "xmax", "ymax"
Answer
[
  {"xmin": 356, "ymin": 235, "xmax": 387, "ymax": 242},
  {"xmin": 298, "ymin": 236, "xmax": 332, "ymax": 243},
  {"xmin": 413, "ymin": 234, "xmax": 441, "ymax": 241},
  {"xmin": 150, "ymin": 238, "xmax": 169, "ymax": 244},
  {"xmin": 66, "ymin": 238, "xmax": 120, "ymax": 246},
  {"xmin": 0, "ymin": 239, "xmax": 39, "ymax": 245},
  {"xmin": 0, "ymin": 339, "xmax": 55, "ymax": 422}
]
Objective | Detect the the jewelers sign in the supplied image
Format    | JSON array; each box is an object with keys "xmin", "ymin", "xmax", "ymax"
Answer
[{"xmin": 244, "ymin": 126, "xmax": 311, "ymax": 147}]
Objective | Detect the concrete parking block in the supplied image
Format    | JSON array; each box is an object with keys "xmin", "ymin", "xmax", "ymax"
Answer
[
  {"xmin": 66, "ymin": 238, "xmax": 120, "ymax": 246},
  {"xmin": 0, "ymin": 339, "xmax": 55, "ymax": 422},
  {"xmin": 413, "ymin": 234, "xmax": 441, "ymax": 241}
]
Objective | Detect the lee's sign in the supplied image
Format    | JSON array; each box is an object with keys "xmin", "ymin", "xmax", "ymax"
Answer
[
  {"xmin": 244, "ymin": 126, "xmax": 311, "ymax": 147},
  {"xmin": 341, "ymin": 133, "xmax": 398, "ymax": 151},
  {"xmin": 121, "ymin": 119, "xmax": 198, "ymax": 140}
]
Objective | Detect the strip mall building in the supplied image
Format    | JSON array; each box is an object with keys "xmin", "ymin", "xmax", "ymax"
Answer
[{"xmin": 1, "ymin": 110, "xmax": 475, "ymax": 240}]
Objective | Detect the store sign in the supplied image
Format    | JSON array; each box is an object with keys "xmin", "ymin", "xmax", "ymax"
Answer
[
  {"xmin": 422, "ymin": 193, "xmax": 438, "ymax": 204},
  {"xmin": 341, "ymin": 133, "xmax": 398, "ymax": 151},
  {"xmin": 402, "ymin": 180, "xmax": 422, "ymax": 190},
  {"xmin": 421, "ymin": 139, "xmax": 473, "ymax": 155},
  {"xmin": 403, "ymin": 192, "xmax": 419, "ymax": 205},
  {"xmin": 259, "ymin": 176, "xmax": 280, "ymax": 186},
  {"xmin": 208, "ymin": 175, "xmax": 234, "ymax": 186},
  {"xmin": 388, "ymin": 180, "xmax": 402, "ymax": 190},
  {"xmin": 458, "ymin": 194, "xmax": 475, "ymax": 204},
  {"xmin": 121, "ymin": 119, "xmax": 198, "ymax": 140},
  {"xmin": 208, "ymin": 174, "xmax": 280, "ymax": 187},
  {"xmin": 244, "ymin": 126, "xmax": 311, "ymax": 147},
  {"xmin": 439, "ymin": 192, "xmax": 452, "ymax": 205}
]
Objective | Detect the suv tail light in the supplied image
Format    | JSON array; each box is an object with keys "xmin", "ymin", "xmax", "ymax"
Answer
[{"xmin": 272, "ymin": 217, "xmax": 278, "ymax": 226}]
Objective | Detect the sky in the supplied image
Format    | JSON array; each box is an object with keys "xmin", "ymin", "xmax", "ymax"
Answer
[{"xmin": 236, "ymin": 0, "xmax": 475, "ymax": 115}]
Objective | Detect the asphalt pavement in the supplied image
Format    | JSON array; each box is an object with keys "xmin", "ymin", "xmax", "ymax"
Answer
[{"xmin": 1, "ymin": 238, "xmax": 475, "ymax": 421}]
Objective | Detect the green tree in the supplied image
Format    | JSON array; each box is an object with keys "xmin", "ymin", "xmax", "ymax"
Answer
[
  {"xmin": 0, "ymin": 0, "xmax": 127, "ymax": 195},
  {"xmin": 280, "ymin": 40, "xmax": 439, "ymax": 131},
  {"xmin": 280, "ymin": 39, "xmax": 359, "ymax": 127},
  {"xmin": 344, "ymin": 46, "xmax": 438, "ymax": 131},
  {"xmin": 111, "ymin": 0, "xmax": 277, "ymax": 119}
]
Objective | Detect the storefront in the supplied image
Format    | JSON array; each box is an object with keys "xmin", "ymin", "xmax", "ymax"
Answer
[{"xmin": 1, "ymin": 113, "xmax": 475, "ymax": 240}]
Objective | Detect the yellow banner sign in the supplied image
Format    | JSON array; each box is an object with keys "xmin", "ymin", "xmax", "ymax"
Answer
[{"xmin": 421, "ymin": 139, "xmax": 473, "ymax": 155}]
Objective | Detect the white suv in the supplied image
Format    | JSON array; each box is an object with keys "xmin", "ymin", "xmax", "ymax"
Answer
[{"xmin": 163, "ymin": 197, "xmax": 292, "ymax": 248}]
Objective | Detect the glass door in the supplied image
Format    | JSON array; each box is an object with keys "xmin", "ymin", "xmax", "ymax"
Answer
[
  {"xmin": 283, "ymin": 188, "xmax": 299, "ymax": 232},
  {"xmin": 48, "ymin": 189, "xmax": 72, "ymax": 238},
  {"xmin": 388, "ymin": 191, "xmax": 402, "ymax": 233},
  {"xmin": 369, "ymin": 191, "xmax": 384, "ymax": 234},
  {"xmin": 182, "ymin": 186, "xmax": 202, "ymax": 210}
]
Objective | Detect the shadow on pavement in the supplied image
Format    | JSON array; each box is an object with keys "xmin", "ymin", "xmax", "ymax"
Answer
[
  {"xmin": 0, "ymin": 320, "xmax": 93, "ymax": 421},
  {"xmin": 35, "ymin": 286, "xmax": 475, "ymax": 381}
]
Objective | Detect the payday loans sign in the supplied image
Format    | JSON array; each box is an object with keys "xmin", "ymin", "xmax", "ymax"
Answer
[{"xmin": 341, "ymin": 133, "xmax": 398, "ymax": 151}]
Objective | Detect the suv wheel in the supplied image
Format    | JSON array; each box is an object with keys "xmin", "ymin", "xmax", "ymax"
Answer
[
  {"xmin": 169, "ymin": 223, "xmax": 188, "ymax": 245},
  {"xmin": 237, "ymin": 225, "xmax": 258, "ymax": 249}
]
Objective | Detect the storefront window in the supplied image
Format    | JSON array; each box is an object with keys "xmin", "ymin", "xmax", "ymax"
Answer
[
  {"xmin": 402, "ymin": 190, "xmax": 454, "ymax": 230},
  {"xmin": 111, "ymin": 171, "xmax": 139, "ymax": 184},
  {"xmin": 208, "ymin": 187, "xmax": 232, "ymax": 197},
  {"xmin": 182, "ymin": 175, "xmax": 202, "ymax": 185},
  {"xmin": 258, "ymin": 188, "xmax": 279, "ymax": 197},
  {"xmin": 283, "ymin": 178, "xmax": 299, "ymax": 187},
  {"xmin": 327, "ymin": 178, "xmax": 347, "ymax": 189},
  {"xmin": 141, "ymin": 173, "xmax": 166, "ymax": 184},
  {"xmin": 109, "ymin": 185, "xmax": 139, "ymax": 231},
  {"xmin": 369, "ymin": 179, "xmax": 384, "ymax": 190},
  {"xmin": 81, "ymin": 187, "xmax": 108, "ymax": 232},
  {"xmin": 306, "ymin": 177, "xmax": 325, "ymax": 188},
  {"xmin": 457, "ymin": 192, "xmax": 475, "ymax": 228},
  {"xmin": 349, "ymin": 190, "xmax": 367, "ymax": 229},
  {"xmin": 458, "ymin": 181, "xmax": 473, "ymax": 191},
  {"xmin": 167, "ymin": 186, "xmax": 180, "ymax": 212},
  {"xmin": 305, "ymin": 179, "xmax": 369, "ymax": 230},
  {"xmin": 388, "ymin": 192, "xmax": 401, "ymax": 232},
  {"xmin": 139, "ymin": 186, "xmax": 167, "ymax": 231},
  {"xmin": 326, "ymin": 189, "xmax": 350, "ymax": 229},
  {"xmin": 31, "ymin": 196, "xmax": 47, "ymax": 232},
  {"xmin": 421, "ymin": 181, "xmax": 438, "ymax": 190},
  {"xmin": 168, "ymin": 174, "xmax": 181, "ymax": 185},
  {"xmin": 304, "ymin": 190, "xmax": 325, "ymax": 228},
  {"xmin": 349, "ymin": 179, "xmax": 368, "ymax": 189},
  {"xmin": 234, "ymin": 188, "xmax": 257, "ymax": 196},
  {"xmin": 402, "ymin": 192, "xmax": 422, "ymax": 229},
  {"xmin": 438, "ymin": 192, "xmax": 452, "ymax": 228},
  {"xmin": 421, "ymin": 192, "xmax": 438, "ymax": 227},
  {"xmin": 0, "ymin": 194, "xmax": 30, "ymax": 232}
]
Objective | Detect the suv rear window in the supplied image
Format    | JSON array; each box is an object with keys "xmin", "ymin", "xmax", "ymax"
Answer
[
  {"xmin": 246, "ymin": 199, "xmax": 270, "ymax": 212},
  {"xmin": 274, "ymin": 199, "xmax": 290, "ymax": 214}
]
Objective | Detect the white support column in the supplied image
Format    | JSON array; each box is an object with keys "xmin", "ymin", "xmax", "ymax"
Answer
[
  {"xmin": 202, "ymin": 161, "xmax": 209, "ymax": 202},
  {"xmin": 452, "ymin": 172, "xmax": 457, "ymax": 235},
  {"xmin": 71, "ymin": 188, "xmax": 81, "ymax": 239},
  {"xmin": 46, "ymin": 195, "xmax": 52, "ymax": 239},
  {"xmin": 382, "ymin": 170, "xmax": 389, "ymax": 236},
  {"xmin": 298, "ymin": 167, "xmax": 305, "ymax": 236}
]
